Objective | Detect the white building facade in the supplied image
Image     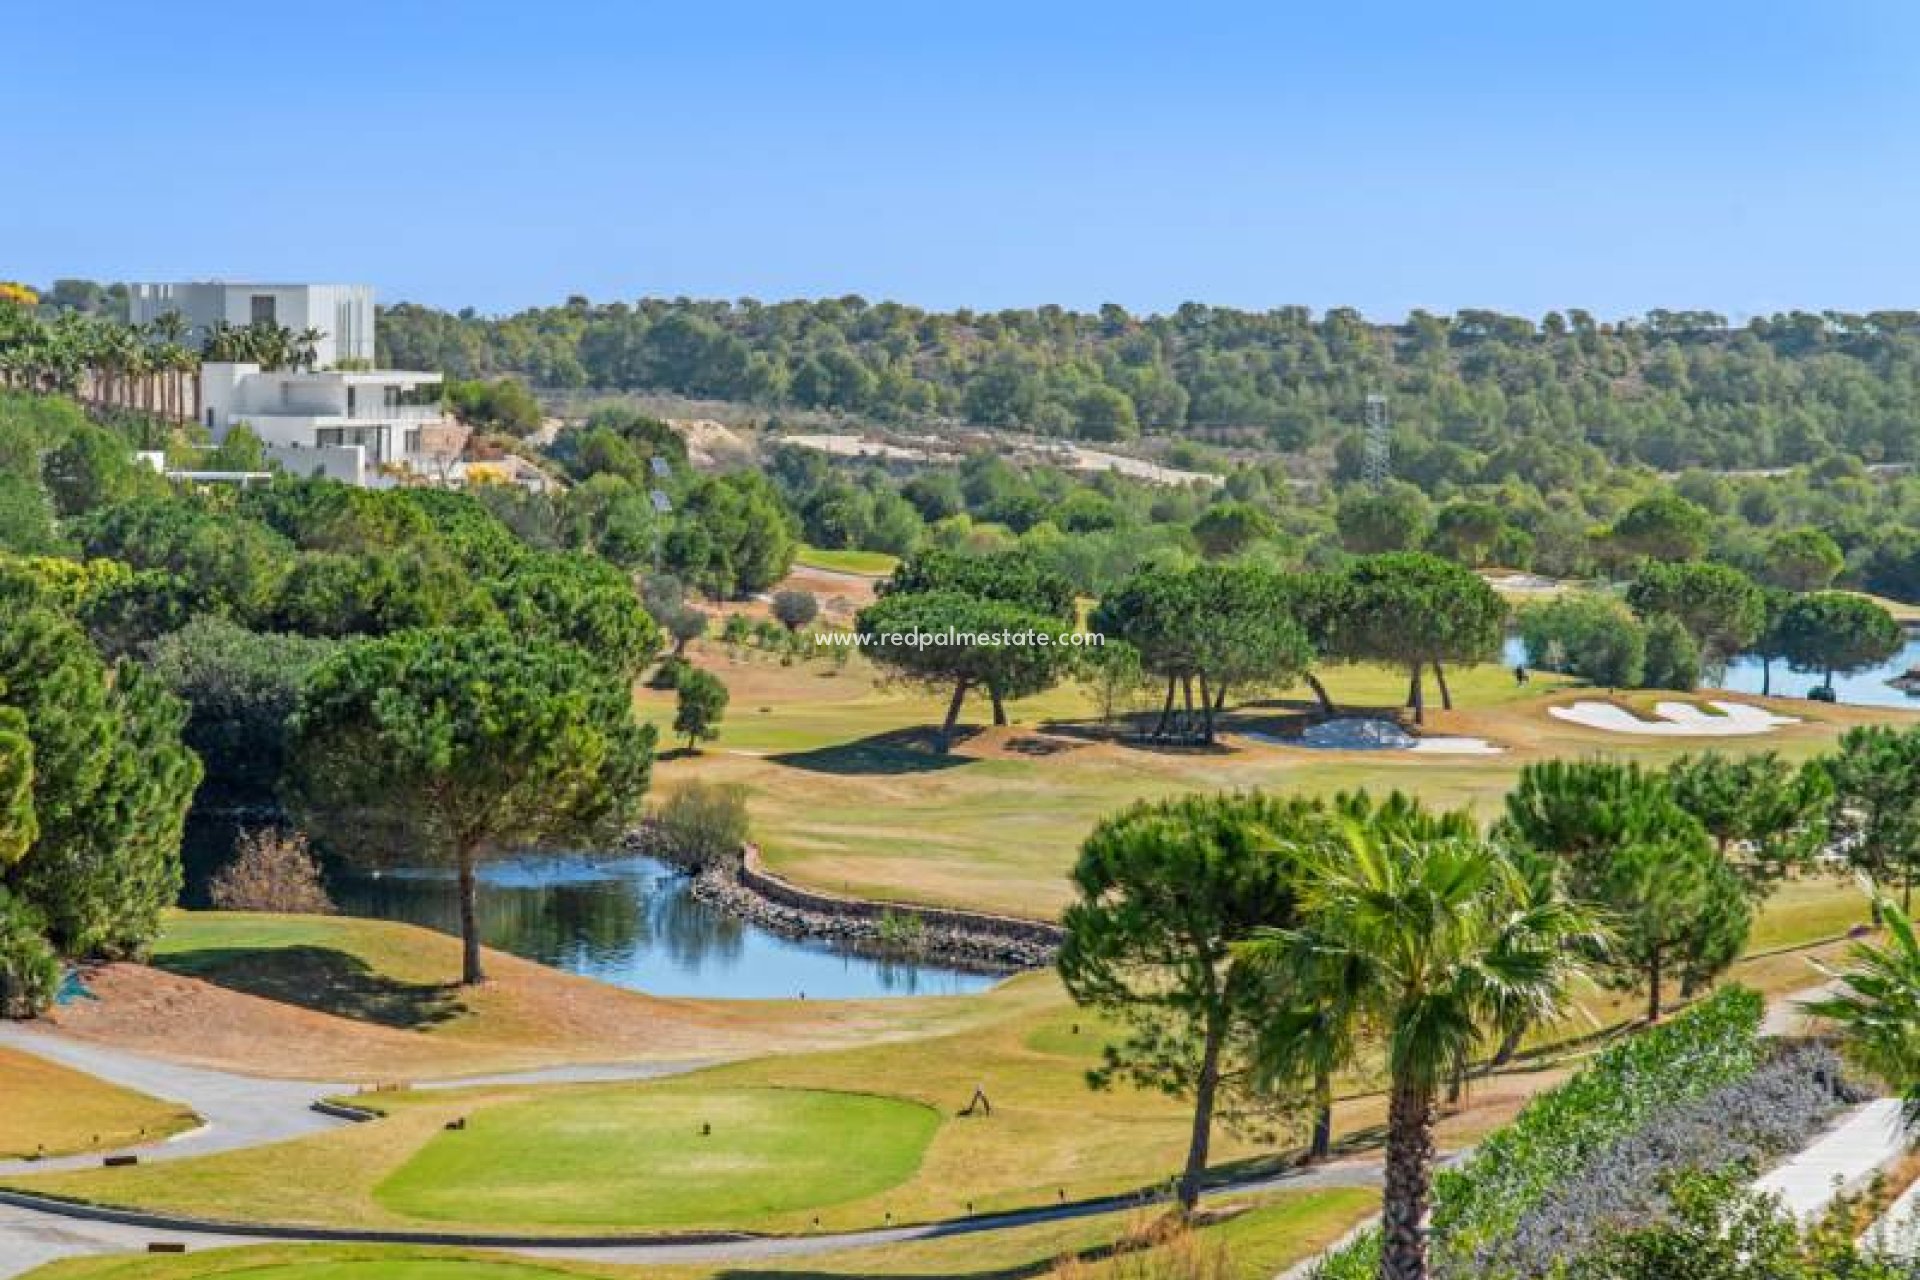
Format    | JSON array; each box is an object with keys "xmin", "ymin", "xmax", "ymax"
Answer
[
  {"xmin": 128, "ymin": 282, "xmax": 375, "ymax": 369},
  {"xmin": 199, "ymin": 363, "xmax": 466, "ymax": 487}
]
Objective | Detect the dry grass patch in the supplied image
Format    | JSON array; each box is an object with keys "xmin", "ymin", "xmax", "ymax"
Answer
[{"xmin": 0, "ymin": 1046, "xmax": 197, "ymax": 1159}]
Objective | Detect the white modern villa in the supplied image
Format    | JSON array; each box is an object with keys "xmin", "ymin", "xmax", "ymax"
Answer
[
  {"xmin": 128, "ymin": 282, "xmax": 375, "ymax": 368},
  {"xmin": 130, "ymin": 282, "xmax": 466, "ymax": 486}
]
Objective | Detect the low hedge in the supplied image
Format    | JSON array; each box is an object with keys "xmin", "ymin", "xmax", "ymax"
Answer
[{"xmin": 1314, "ymin": 986, "xmax": 1768, "ymax": 1280}]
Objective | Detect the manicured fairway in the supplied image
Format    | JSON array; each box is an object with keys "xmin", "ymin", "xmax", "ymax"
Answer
[
  {"xmin": 376, "ymin": 1087, "xmax": 940, "ymax": 1226},
  {"xmin": 636, "ymin": 645, "xmax": 1901, "ymax": 918},
  {"xmin": 0, "ymin": 1046, "xmax": 197, "ymax": 1159},
  {"xmin": 795, "ymin": 543, "xmax": 899, "ymax": 575}
]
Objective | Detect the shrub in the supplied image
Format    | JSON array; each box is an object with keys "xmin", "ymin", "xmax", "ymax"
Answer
[
  {"xmin": 1561, "ymin": 1168, "xmax": 1911, "ymax": 1280},
  {"xmin": 771, "ymin": 589, "xmax": 819, "ymax": 631},
  {"xmin": 1517, "ymin": 594, "xmax": 1645, "ymax": 689},
  {"xmin": 654, "ymin": 780, "xmax": 750, "ymax": 871},
  {"xmin": 1641, "ymin": 613, "xmax": 1702, "ymax": 690},
  {"xmin": 648, "ymin": 654, "xmax": 690, "ymax": 690},
  {"xmin": 0, "ymin": 886, "xmax": 59, "ymax": 1018},
  {"xmin": 1314, "ymin": 987, "xmax": 1767, "ymax": 1279},
  {"xmin": 876, "ymin": 910, "xmax": 927, "ymax": 954},
  {"xmin": 1474, "ymin": 1043, "xmax": 1860, "ymax": 1277},
  {"xmin": 208, "ymin": 828, "xmax": 335, "ymax": 915}
]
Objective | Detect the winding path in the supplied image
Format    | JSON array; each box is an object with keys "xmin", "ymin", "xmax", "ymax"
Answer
[
  {"xmin": 0, "ymin": 979, "xmax": 1864, "ymax": 1278},
  {"xmin": 0, "ymin": 1025, "xmax": 1376, "ymax": 1277}
]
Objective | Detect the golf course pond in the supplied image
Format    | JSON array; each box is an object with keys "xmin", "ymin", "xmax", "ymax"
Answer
[
  {"xmin": 181, "ymin": 821, "xmax": 999, "ymax": 1001},
  {"xmin": 1505, "ymin": 632, "xmax": 1920, "ymax": 709}
]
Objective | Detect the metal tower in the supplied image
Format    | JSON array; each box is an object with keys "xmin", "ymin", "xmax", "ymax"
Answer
[{"xmin": 1362, "ymin": 394, "xmax": 1391, "ymax": 488}]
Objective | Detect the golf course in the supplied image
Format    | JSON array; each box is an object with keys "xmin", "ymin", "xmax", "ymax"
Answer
[{"xmin": 4, "ymin": 599, "xmax": 1907, "ymax": 1277}]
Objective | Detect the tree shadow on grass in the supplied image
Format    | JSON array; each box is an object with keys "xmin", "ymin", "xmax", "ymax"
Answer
[
  {"xmin": 153, "ymin": 945, "xmax": 468, "ymax": 1030},
  {"xmin": 770, "ymin": 727, "xmax": 985, "ymax": 776}
]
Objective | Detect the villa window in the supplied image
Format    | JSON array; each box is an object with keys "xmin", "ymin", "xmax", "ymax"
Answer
[{"xmin": 250, "ymin": 294, "xmax": 277, "ymax": 325}]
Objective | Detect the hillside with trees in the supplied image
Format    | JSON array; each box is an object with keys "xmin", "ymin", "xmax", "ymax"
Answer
[{"xmin": 369, "ymin": 297, "xmax": 1920, "ymax": 473}]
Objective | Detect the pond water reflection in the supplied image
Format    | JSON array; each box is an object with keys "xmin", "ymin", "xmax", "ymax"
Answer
[{"xmin": 181, "ymin": 818, "xmax": 998, "ymax": 1001}]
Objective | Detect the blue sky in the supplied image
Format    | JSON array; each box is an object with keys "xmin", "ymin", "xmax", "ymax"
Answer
[{"xmin": 8, "ymin": 1, "xmax": 1917, "ymax": 318}]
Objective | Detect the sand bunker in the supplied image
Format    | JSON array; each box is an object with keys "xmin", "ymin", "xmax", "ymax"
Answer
[
  {"xmin": 1549, "ymin": 699, "xmax": 1800, "ymax": 737},
  {"xmin": 1245, "ymin": 718, "xmax": 1504, "ymax": 755}
]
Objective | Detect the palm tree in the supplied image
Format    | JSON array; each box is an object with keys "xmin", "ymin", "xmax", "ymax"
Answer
[
  {"xmin": 1805, "ymin": 890, "xmax": 1920, "ymax": 1123},
  {"xmin": 145, "ymin": 310, "xmax": 197, "ymax": 421},
  {"xmin": 293, "ymin": 326, "xmax": 324, "ymax": 371},
  {"xmin": 1246, "ymin": 823, "xmax": 1603, "ymax": 1280},
  {"xmin": 1250, "ymin": 947, "xmax": 1366, "ymax": 1162},
  {"xmin": 203, "ymin": 318, "xmax": 243, "ymax": 362}
]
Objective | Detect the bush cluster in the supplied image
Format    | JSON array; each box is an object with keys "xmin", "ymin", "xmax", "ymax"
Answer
[{"xmin": 1476, "ymin": 1042, "xmax": 1861, "ymax": 1277}]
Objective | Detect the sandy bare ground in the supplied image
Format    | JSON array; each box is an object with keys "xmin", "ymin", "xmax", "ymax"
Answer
[
  {"xmin": 1549, "ymin": 699, "xmax": 1801, "ymax": 737},
  {"xmin": 39, "ymin": 945, "xmax": 982, "ymax": 1083}
]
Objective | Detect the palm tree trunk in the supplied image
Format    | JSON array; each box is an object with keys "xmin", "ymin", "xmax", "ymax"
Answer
[
  {"xmin": 1431, "ymin": 661, "xmax": 1453, "ymax": 710},
  {"xmin": 1761, "ymin": 656, "xmax": 1773, "ymax": 697},
  {"xmin": 1180, "ymin": 674, "xmax": 1196, "ymax": 741},
  {"xmin": 1197, "ymin": 671, "xmax": 1215, "ymax": 744},
  {"xmin": 1309, "ymin": 1067, "xmax": 1334, "ymax": 1161},
  {"xmin": 1154, "ymin": 676, "xmax": 1177, "ymax": 738},
  {"xmin": 1381, "ymin": 1075, "xmax": 1437, "ymax": 1280},
  {"xmin": 1408, "ymin": 662, "xmax": 1425, "ymax": 726},
  {"xmin": 1177, "ymin": 1013, "xmax": 1226, "ymax": 1212},
  {"xmin": 457, "ymin": 847, "xmax": 486, "ymax": 985},
  {"xmin": 989, "ymin": 685, "xmax": 1008, "ymax": 725}
]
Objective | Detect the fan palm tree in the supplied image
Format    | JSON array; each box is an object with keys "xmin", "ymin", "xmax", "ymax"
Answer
[
  {"xmin": 293, "ymin": 326, "xmax": 324, "ymax": 371},
  {"xmin": 203, "ymin": 318, "xmax": 243, "ymax": 362},
  {"xmin": 1245, "ymin": 823, "xmax": 1603, "ymax": 1280},
  {"xmin": 144, "ymin": 310, "xmax": 198, "ymax": 420},
  {"xmin": 1249, "ymin": 944, "xmax": 1367, "ymax": 1162},
  {"xmin": 1805, "ymin": 889, "xmax": 1920, "ymax": 1124}
]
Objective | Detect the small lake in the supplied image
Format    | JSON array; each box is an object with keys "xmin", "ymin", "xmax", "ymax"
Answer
[
  {"xmin": 180, "ymin": 819, "xmax": 999, "ymax": 1001},
  {"xmin": 1503, "ymin": 633, "xmax": 1920, "ymax": 710}
]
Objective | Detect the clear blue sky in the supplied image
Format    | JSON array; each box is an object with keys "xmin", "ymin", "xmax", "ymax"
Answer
[{"xmin": 10, "ymin": 0, "xmax": 1917, "ymax": 318}]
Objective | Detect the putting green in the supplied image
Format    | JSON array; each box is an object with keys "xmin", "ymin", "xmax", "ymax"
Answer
[{"xmin": 375, "ymin": 1086, "xmax": 940, "ymax": 1227}]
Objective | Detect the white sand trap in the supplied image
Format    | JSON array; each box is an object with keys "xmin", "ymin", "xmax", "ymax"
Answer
[
  {"xmin": 1242, "ymin": 718, "xmax": 1505, "ymax": 755},
  {"xmin": 1408, "ymin": 736, "xmax": 1506, "ymax": 755},
  {"xmin": 1550, "ymin": 699, "xmax": 1800, "ymax": 737}
]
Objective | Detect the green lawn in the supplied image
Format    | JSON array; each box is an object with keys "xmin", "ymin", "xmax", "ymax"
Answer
[
  {"xmin": 0, "ymin": 963, "xmax": 1502, "ymax": 1237},
  {"xmin": 376, "ymin": 1087, "xmax": 940, "ymax": 1227},
  {"xmin": 796, "ymin": 544, "xmax": 899, "ymax": 575}
]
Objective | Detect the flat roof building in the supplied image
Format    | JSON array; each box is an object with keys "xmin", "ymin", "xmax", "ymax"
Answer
[{"xmin": 128, "ymin": 282, "xmax": 374, "ymax": 369}]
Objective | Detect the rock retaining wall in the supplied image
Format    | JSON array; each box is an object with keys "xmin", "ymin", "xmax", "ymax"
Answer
[{"xmin": 694, "ymin": 844, "xmax": 1061, "ymax": 972}]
